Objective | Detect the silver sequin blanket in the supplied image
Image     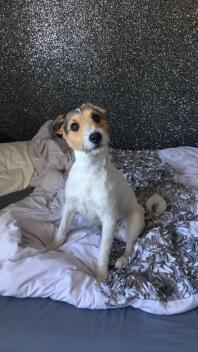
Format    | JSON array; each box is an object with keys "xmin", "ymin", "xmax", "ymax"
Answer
[{"xmin": 101, "ymin": 150, "xmax": 198, "ymax": 311}]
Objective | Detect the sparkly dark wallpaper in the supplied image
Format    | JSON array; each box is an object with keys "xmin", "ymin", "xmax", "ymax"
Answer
[{"xmin": 0, "ymin": 1, "xmax": 197, "ymax": 148}]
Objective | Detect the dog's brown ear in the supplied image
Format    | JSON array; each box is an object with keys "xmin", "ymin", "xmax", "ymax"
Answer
[
  {"xmin": 52, "ymin": 114, "xmax": 65, "ymax": 136},
  {"xmin": 80, "ymin": 103, "xmax": 107, "ymax": 117}
]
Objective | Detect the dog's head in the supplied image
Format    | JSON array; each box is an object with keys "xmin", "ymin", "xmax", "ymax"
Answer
[{"xmin": 52, "ymin": 103, "xmax": 110, "ymax": 153}]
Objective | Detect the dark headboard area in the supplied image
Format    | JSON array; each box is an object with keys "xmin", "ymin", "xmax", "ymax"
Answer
[{"xmin": 0, "ymin": 1, "xmax": 197, "ymax": 149}]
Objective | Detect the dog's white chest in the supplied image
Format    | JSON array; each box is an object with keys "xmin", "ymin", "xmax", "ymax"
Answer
[{"xmin": 66, "ymin": 164, "xmax": 108, "ymax": 224}]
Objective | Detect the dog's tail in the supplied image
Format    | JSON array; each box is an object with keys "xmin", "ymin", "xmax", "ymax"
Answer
[{"xmin": 145, "ymin": 194, "xmax": 167, "ymax": 219}]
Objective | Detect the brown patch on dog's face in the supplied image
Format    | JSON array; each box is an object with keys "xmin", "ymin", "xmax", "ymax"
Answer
[
  {"xmin": 52, "ymin": 114, "xmax": 66, "ymax": 136},
  {"xmin": 62, "ymin": 113, "xmax": 84, "ymax": 150},
  {"xmin": 62, "ymin": 104, "xmax": 109, "ymax": 151}
]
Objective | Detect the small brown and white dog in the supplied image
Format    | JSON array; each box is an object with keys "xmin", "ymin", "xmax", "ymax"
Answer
[{"xmin": 50, "ymin": 103, "xmax": 166, "ymax": 282}]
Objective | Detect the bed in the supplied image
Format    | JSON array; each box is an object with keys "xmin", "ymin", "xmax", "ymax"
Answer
[
  {"xmin": 0, "ymin": 130, "xmax": 198, "ymax": 352},
  {"xmin": 0, "ymin": 189, "xmax": 197, "ymax": 352}
]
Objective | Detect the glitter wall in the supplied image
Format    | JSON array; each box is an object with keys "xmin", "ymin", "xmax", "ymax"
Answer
[{"xmin": 0, "ymin": 1, "xmax": 197, "ymax": 148}]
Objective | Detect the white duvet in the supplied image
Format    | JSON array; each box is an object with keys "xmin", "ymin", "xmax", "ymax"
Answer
[{"xmin": 0, "ymin": 137, "xmax": 197, "ymax": 314}]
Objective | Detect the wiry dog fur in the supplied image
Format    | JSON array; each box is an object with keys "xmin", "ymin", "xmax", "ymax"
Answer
[{"xmin": 49, "ymin": 103, "xmax": 167, "ymax": 282}]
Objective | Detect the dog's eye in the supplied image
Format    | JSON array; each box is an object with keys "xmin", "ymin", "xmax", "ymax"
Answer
[
  {"xmin": 70, "ymin": 122, "xmax": 80, "ymax": 131},
  {"xmin": 92, "ymin": 114, "xmax": 101, "ymax": 123}
]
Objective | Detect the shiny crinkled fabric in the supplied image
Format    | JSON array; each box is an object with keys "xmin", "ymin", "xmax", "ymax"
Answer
[{"xmin": 100, "ymin": 150, "xmax": 198, "ymax": 307}]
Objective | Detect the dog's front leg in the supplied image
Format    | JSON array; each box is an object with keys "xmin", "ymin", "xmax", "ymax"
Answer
[
  {"xmin": 48, "ymin": 203, "xmax": 74, "ymax": 250},
  {"xmin": 96, "ymin": 217, "xmax": 115, "ymax": 282}
]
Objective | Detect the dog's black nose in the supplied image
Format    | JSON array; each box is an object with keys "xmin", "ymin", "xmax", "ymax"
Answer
[{"xmin": 89, "ymin": 132, "xmax": 102, "ymax": 144}]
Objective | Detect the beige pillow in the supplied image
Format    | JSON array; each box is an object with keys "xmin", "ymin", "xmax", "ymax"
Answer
[{"xmin": 0, "ymin": 141, "xmax": 35, "ymax": 196}]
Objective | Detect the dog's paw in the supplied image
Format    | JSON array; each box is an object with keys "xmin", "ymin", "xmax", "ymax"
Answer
[
  {"xmin": 115, "ymin": 256, "xmax": 128, "ymax": 269},
  {"xmin": 95, "ymin": 269, "xmax": 108, "ymax": 283}
]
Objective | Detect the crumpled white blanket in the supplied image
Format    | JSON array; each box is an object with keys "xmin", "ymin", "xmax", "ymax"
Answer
[
  {"xmin": 159, "ymin": 147, "xmax": 198, "ymax": 191},
  {"xmin": 0, "ymin": 188, "xmax": 105, "ymax": 308},
  {"xmin": 0, "ymin": 123, "xmax": 197, "ymax": 313}
]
